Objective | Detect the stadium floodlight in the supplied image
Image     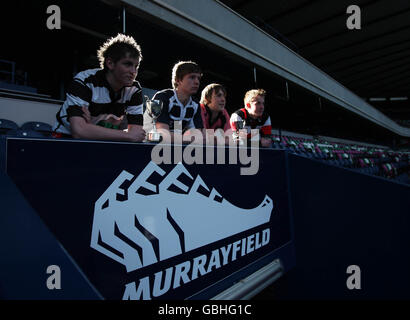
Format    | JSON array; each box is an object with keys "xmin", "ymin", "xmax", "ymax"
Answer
[
  {"xmin": 389, "ymin": 97, "xmax": 408, "ymax": 101},
  {"xmin": 368, "ymin": 97, "xmax": 387, "ymax": 102}
]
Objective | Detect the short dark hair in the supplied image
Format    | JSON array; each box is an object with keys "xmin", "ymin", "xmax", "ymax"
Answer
[
  {"xmin": 172, "ymin": 61, "xmax": 202, "ymax": 89},
  {"xmin": 200, "ymin": 83, "xmax": 227, "ymax": 105},
  {"xmin": 97, "ymin": 34, "xmax": 142, "ymax": 70}
]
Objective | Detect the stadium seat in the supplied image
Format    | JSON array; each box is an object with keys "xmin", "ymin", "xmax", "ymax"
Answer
[
  {"xmin": 20, "ymin": 121, "xmax": 52, "ymax": 136},
  {"xmin": 268, "ymin": 131, "xmax": 408, "ymax": 183},
  {"xmin": 0, "ymin": 118, "xmax": 19, "ymax": 134}
]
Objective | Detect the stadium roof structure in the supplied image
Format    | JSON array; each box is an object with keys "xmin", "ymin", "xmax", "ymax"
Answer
[
  {"xmin": 219, "ymin": 0, "xmax": 410, "ymax": 123},
  {"xmin": 3, "ymin": 0, "xmax": 410, "ymax": 145},
  {"xmin": 112, "ymin": 0, "xmax": 409, "ymax": 144}
]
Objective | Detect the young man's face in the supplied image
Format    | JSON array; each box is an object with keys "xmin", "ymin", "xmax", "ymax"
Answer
[
  {"xmin": 246, "ymin": 95, "xmax": 265, "ymax": 118},
  {"xmin": 208, "ymin": 89, "xmax": 226, "ymax": 112},
  {"xmin": 176, "ymin": 73, "xmax": 201, "ymax": 96},
  {"xmin": 107, "ymin": 54, "xmax": 140, "ymax": 88}
]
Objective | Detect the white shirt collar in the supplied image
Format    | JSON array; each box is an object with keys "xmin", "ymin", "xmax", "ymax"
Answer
[{"xmin": 173, "ymin": 89, "xmax": 192, "ymax": 108}]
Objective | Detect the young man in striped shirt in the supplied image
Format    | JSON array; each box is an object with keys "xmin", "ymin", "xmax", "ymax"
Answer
[
  {"xmin": 144, "ymin": 61, "xmax": 204, "ymax": 143},
  {"xmin": 53, "ymin": 34, "xmax": 146, "ymax": 142}
]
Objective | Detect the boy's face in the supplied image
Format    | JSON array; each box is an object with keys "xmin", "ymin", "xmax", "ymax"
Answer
[
  {"xmin": 208, "ymin": 89, "xmax": 226, "ymax": 112},
  {"xmin": 176, "ymin": 72, "xmax": 201, "ymax": 96},
  {"xmin": 246, "ymin": 95, "xmax": 265, "ymax": 118},
  {"xmin": 107, "ymin": 54, "xmax": 140, "ymax": 88}
]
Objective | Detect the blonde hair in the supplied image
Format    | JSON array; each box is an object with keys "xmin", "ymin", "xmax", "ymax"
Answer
[
  {"xmin": 200, "ymin": 83, "xmax": 227, "ymax": 105},
  {"xmin": 244, "ymin": 89, "xmax": 266, "ymax": 105}
]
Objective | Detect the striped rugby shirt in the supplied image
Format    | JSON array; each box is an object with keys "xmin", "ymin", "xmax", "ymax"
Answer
[
  {"xmin": 230, "ymin": 107, "xmax": 272, "ymax": 140},
  {"xmin": 143, "ymin": 89, "xmax": 203, "ymax": 132},
  {"xmin": 53, "ymin": 68, "xmax": 143, "ymax": 134}
]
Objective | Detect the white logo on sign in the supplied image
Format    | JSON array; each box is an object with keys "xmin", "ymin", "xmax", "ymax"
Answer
[{"xmin": 90, "ymin": 162, "xmax": 273, "ymax": 272}]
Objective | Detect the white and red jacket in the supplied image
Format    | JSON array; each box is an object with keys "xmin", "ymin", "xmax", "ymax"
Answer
[{"xmin": 230, "ymin": 107, "xmax": 272, "ymax": 139}]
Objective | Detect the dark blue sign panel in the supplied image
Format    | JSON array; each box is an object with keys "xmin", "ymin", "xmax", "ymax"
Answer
[
  {"xmin": 6, "ymin": 138, "xmax": 294, "ymax": 300},
  {"xmin": 0, "ymin": 170, "xmax": 101, "ymax": 299}
]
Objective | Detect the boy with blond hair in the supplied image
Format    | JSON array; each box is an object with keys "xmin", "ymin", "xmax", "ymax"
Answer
[{"xmin": 230, "ymin": 89, "xmax": 272, "ymax": 147}]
